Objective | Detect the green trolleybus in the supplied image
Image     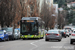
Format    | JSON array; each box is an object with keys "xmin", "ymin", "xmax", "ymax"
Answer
[{"xmin": 20, "ymin": 17, "xmax": 45, "ymax": 39}]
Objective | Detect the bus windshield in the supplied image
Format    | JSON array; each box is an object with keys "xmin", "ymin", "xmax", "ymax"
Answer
[
  {"xmin": 0, "ymin": 31, "xmax": 3, "ymax": 34},
  {"xmin": 21, "ymin": 22, "xmax": 38, "ymax": 33}
]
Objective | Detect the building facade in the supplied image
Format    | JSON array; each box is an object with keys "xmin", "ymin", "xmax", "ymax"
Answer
[{"xmin": 67, "ymin": 2, "xmax": 75, "ymax": 8}]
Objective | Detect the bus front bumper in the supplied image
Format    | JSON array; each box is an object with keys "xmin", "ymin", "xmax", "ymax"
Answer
[{"xmin": 20, "ymin": 35, "xmax": 43, "ymax": 38}]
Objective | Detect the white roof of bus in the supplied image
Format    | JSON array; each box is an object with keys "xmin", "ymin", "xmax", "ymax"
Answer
[{"xmin": 21, "ymin": 17, "xmax": 41, "ymax": 20}]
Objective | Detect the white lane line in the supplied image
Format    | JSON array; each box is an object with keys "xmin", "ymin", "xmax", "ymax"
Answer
[
  {"xmin": 30, "ymin": 42, "xmax": 38, "ymax": 50},
  {"xmin": 30, "ymin": 39, "xmax": 44, "ymax": 50},
  {"xmin": 30, "ymin": 43, "xmax": 38, "ymax": 47}
]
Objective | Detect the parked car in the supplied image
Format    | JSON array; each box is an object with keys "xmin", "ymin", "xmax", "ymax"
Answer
[
  {"xmin": 60, "ymin": 30, "xmax": 67, "ymax": 38},
  {"xmin": 70, "ymin": 30, "xmax": 75, "ymax": 44},
  {"xmin": 0, "ymin": 30, "xmax": 9, "ymax": 41},
  {"xmin": 2, "ymin": 27, "xmax": 14, "ymax": 40},
  {"xmin": 15, "ymin": 28, "xmax": 20, "ymax": 38},
  {"xmin": 44, "ymin": 30, "xmax": 47, "ymax": 34},
  {"xmin": 68, "ymin": 30, "xmax": 72, "ymax": 35},
  {"xmin": 65, "ymin": 30, "xmax": 70, "ymax": 37},
  {"xmin": 45, "ymin": 30, "xmax": 62, "ymax": 42},
  {"xmin": 14, "ymin": 29, "xmax": 20, "ymax": 39}
]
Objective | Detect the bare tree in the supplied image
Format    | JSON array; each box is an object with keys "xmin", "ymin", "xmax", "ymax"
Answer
[
  {"xmin": 41, "ymin": 0, "xmax": 56, "ymax": 30},
  {"xmin": 0, "ymin": 0, "xmax": 21, "ymax": 28},
  {"xmin": 58, "ymin": 11, "xmax": 66, "ymax": 29},
  {"xmin": 48, "ymin": 6, "xmax": 56, "ymax": 29},
  {"xmin": 0, "ymin": 0, "xmax": 43, "ymax": 28}
]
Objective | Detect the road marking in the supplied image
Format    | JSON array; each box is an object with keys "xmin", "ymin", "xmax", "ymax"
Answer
[
  {"xmin": 30, "ymin": 42, "xmax": 38, "ymax": 50},
  {"xmin": 30, "ymin": 39, "xmax": 44, "ymax": 50},
  {"xmin": 30, "ymin": 43, "xmax": 38, "ymax": 47}
]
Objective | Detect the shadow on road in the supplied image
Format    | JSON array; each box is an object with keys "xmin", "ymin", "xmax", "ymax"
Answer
[
  {"xmin": 0, "ymin": 38, "xmax": 43, "ymax": 42},
  {"xmin": 22, "ymin": 38, "xmax": 40, "ymax": 40},
  {"xmin": 46, "ymin": 40, "xmax": 61, "ymax": 42}
]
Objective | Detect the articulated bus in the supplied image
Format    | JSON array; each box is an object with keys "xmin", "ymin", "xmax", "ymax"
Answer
[{"xmin": 20, "ymin": 17, "xmax": 45, "ymax": 39}]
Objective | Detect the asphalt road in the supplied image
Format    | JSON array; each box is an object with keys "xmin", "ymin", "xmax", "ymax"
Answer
[{"xmin": 0, "ymin": 37, "xmax": 75, "ymax": 50}]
